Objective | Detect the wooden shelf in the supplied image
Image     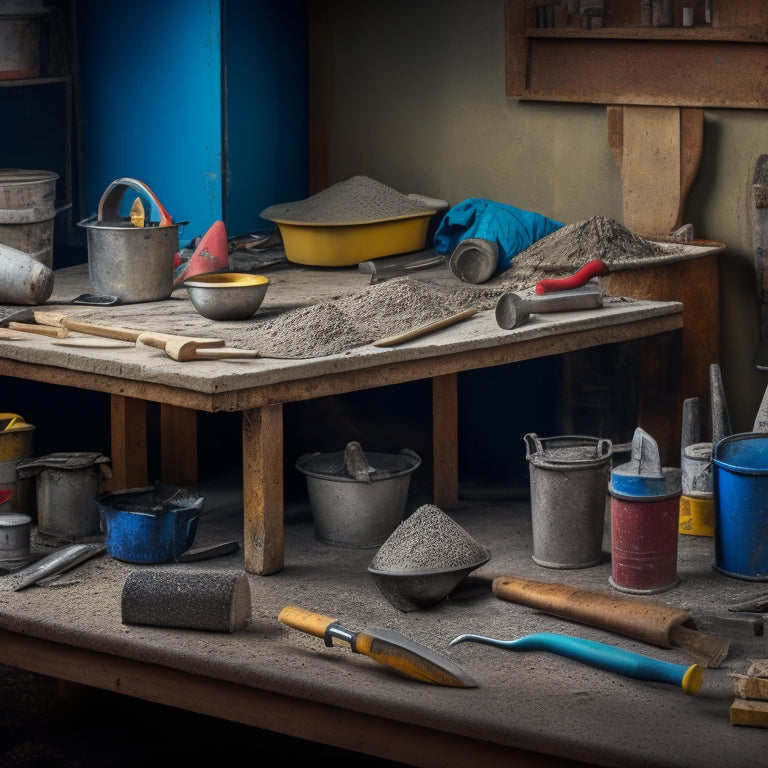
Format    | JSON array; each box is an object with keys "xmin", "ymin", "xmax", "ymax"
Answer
[
  {"xmin": 506, "ymin": 0, "xmax": 768, "ymax": 108},
  {"xmin": 0, "ymin": 76, "xmax": 69, "ymax": 88}
]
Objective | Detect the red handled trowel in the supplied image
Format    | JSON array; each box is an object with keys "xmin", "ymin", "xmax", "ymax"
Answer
[{"xmin": 278, "ymin": 606, "xmax": 477, "ymax": 687}]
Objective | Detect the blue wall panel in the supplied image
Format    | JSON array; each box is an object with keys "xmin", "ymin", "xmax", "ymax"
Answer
[
  {"xmin": 77, "ymin": 1, "xmax": 224, "ymax": 248},
  {"xmin": 77, "ymin": 1, "xmax": 308, "ymax": 248}
]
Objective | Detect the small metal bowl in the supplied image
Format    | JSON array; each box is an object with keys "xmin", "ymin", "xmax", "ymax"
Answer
[
  {"xmin": 368, "ymin": 549, "xmax": 491, "ymax": 612},
  {"xmin": 184, "ymin": 272, "xmax": 269, "ymax": 320}
]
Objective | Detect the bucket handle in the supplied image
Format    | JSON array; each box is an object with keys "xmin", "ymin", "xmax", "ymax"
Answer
[
  {"xmin": 597, "ymin": 438, "xmax": 612, "ymax": 459},
  {"xmin": 97, "ymin": 178, "xmax": 174, "ymax": 227},
  {"xmin": 524, "ymin": 433, "xmax": 543, "ymax": 460}
]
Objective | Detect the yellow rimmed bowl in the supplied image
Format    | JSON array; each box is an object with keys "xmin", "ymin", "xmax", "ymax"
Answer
[{"xmin": 184, "ymin": 272, "xmax": 269, "ymax": 320}]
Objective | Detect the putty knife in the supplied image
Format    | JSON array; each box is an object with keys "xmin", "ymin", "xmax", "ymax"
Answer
[{"xmin": 278, "ymin": 605, "xmax": 477, "ymax": 687}]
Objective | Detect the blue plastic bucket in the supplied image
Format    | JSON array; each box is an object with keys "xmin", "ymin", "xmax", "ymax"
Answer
[{"xmin": 712, "ymin": 433, "xmax": 768, "ymax": 580}]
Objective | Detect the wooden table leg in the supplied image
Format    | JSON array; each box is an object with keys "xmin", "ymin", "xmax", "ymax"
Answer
[
  {"xmin": 433, "ymin": 373, "xmax": 459, "ymax": 509},
  {"xmin": 107, "ymin": 394, "xmax": 148, "ymax": 490},
  {"xmin": 160, "ymin": 404, "xmax": 198, "ymax": 486},
  {"xmin": 242, "ymin": 404, "xmax": 284, "ymax": 575}
]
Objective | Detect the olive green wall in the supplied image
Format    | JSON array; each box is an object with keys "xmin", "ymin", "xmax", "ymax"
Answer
[{"xmin": 313, "ymin": 0, "xmax": 768, "ymax": 435}]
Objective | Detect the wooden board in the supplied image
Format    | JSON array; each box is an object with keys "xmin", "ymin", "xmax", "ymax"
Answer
[{"xmin": 607, "ymin": 105, "xmax": 703, "ymax": 238}]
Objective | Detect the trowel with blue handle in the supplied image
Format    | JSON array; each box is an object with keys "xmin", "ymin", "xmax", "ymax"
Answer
[{"xmin": 449, "ymin": 632, "xmax": 704, "ymax": 695}]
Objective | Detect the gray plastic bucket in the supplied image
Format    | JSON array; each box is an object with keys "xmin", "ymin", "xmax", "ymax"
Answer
[
  {"xmin": 525, "ymin": 433, "xmax": 612, "ymax": 569},
  {"xmin": 713, "ymin": 433, "xmax": 768, "ymax": 580}
]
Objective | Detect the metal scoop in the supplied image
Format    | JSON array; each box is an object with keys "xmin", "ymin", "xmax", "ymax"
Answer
[{"xmin": 449, "ymin": 632, "xmax": 703, "ymax": 695}]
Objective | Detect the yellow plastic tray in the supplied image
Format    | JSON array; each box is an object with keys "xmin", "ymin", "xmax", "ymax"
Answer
[{"xmin": 274, "ymin": 213, "xmax": 435, "ymax": 267}]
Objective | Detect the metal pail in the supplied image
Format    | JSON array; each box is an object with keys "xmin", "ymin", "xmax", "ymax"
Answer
[
  {"xmin": 609, "ymin": 472, "xmax": 682, "ymax": 595},
  {"xmin": 524, "ymin": 433, "xmax": 612, "ymax": 569},
  {"xmin": 16, "ymin": 452, "xmax": 111, "ymax": 537},
  {"xmin": 78, "ymin": 178, "xmax": 180, "ymax": 303},
  {"xmin": 713, "ymin": 433, "xmax": 768, "ymax": 580},
  {"xmin": 0, "ymin": 169, "xmax": 59, "ymax": 267},
  {"xmin": 95, "ymin": 485, "xmax": 204, "ymax": 563}
]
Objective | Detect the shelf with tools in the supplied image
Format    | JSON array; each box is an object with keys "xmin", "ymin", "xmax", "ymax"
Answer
[{"xmin": 506, "ymin": 0, "xmax": 768, "ymax": 107}]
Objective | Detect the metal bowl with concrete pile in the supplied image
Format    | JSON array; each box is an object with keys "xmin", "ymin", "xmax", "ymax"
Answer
[{"xmin": 368, "ymin": 503, "xmax": 491, "ymax": 611}]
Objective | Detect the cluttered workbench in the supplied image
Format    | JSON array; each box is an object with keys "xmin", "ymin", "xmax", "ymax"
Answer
[
  {"xmin": 0, "ymin": 257, "xmax": 685, "ymax": 575},
  {"xmin": 2, "ymin": 222, "xmax": 762, "ymax": 766}
]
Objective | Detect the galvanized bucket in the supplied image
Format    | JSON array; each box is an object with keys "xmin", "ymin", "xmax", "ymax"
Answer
[
  {"xmin": 524, "ymin": 433, "xmax": 612, "ymax": 569},
  {"xmin": 78, "ymin": 178, "xmax": 181, "ymax": 303},
  {"xmin": 0, "ymin": 512, "xmax": 31, "ymax": 561},
  {"xmin": 17, "ymin": 452, "xmax": 112, "ymax": 539},
  {"xmin": 0, "ymin": 169, "xmax": 60, "ymax": 268},
  {"xmin": 296, "ymin": 447, "xmax": 421, "ymax": 548},
  {"xmin": 713, "ymin": 433, "xmax": 768, "ymax": 580}
]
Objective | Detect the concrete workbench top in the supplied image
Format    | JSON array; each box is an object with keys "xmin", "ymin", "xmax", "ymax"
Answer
[
  {"xmin": 0, "ymin": 263, "xmax": 682, "ymax": 397},
  {"xmin": 0, "ymin": 474, "xmax": 765, "ymax": 768}
]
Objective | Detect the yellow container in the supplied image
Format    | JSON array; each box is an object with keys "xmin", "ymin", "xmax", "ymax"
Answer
[
  {"xmin": 678, "ymin": 494, "xmax": 714, "ymax": 537},
  {"xmin": 273, "ymin": 213, "xmax": 436, "ymax": 267},
  {"xmin": 0, "ymin": 413, "xmax": 35, "ymax": 461}
]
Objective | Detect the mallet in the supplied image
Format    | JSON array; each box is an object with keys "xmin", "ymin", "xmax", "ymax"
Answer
[{"xmin": 495, "ymin": 284, "xmax": 603, "ymax": 330}]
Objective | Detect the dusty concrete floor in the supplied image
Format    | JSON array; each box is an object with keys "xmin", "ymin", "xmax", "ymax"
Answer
[{"xmin": 0, "ymin": 663, "xmax": 410, "ymax": 767}]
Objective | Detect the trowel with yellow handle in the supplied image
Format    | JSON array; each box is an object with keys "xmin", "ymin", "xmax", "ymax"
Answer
[{"xmin": 278, "ymin": 605, "xmax": 477, "ymax": 687}]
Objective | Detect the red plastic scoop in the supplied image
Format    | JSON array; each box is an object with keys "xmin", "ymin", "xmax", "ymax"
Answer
[{"xmin": 535, "ymin": 259, "xmax": 610, "ymax": 294}]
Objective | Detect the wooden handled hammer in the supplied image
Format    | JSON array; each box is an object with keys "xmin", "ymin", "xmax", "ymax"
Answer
[{"xmin": 137, "ymin": 332, "xmax": 260, "ymax": 361}]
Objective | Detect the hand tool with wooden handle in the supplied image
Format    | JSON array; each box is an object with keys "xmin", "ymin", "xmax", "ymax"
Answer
[
  {"xmin": 449, "ymin": 632, "xmax": 704, "ymax": 695},
  {"xmin": 34, "ymin": 312, "xmax": 253, "ymax": 362},
  {"xmin": 535, "ymin": 259, "xmax": 610, "ymax": 294},
  {"xmin": 492, "ymin": 575, "xmax": 730, "ymax": 668},
  {"xmin": 278, "ymin": 605, "xmax": 477, "ymax": 687},
  {"xmin": 495, "ymin": 284, "xmax": 603, "ymax": 330},
  {"xmin": 373, "ymin": 308, "xmax": 477, "ymax": 347},
  {"xmin": 34, "ymin": 311, "xmax": 146, "ymax": 341},
  {"xmin": 137, "ymin": 331, "xmax": 260, "ymax": 362},
  {"xmin": 0, "ymin": 326, "xmax": 55, "ymax": 341},
  {"xmin": 7, "ymin": 322, "xmax": 68, "ymax": 338}
]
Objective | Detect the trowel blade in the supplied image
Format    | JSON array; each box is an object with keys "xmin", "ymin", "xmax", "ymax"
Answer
[
  {"xmin": 11, "ymin": 543, "xmax": 105, "ymax": 591},
  {"xmin": 629, "ymin": 427, "xmax": 663, "ymax": 477}
]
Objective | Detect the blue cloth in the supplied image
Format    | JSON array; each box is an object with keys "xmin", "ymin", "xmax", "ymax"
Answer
[{"xmin": 433, "ymin": 198, "xmax": 564, "ymax": 273}]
